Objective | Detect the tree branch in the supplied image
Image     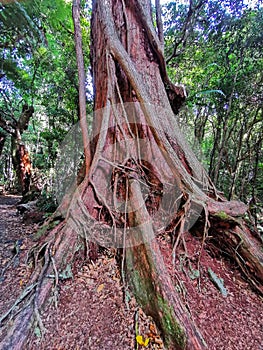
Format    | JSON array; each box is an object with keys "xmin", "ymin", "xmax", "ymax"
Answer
[
  {"xmin": 0, "ymin": 113, "xmax": 16, "ymax": 136},
  {"xmin": 17, "ymin": 105, "xmax": 34, "ymax": 133},
  {"xmin": 155, "ymin": 0, "xmax": 164, "ymax": 49},
  {"xmin": 166, "ymin": 0, "xmax": 206, "ymax": 63}
]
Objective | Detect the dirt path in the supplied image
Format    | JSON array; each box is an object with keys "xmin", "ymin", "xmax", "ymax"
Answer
[
  {"xmin": 0, "ymin": 194, "xmax": 32, "ymax": 307},
  {"xmin": 0, "ymin": 195, "xmax": 37, "ymax": 345},
  {"xmin": 0, "ymin": 195, "xmax": 22, "ymax": 246}
]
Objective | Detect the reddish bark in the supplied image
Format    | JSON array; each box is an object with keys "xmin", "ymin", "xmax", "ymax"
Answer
[
  {"xmin": 0, "ymin": 104, "xmax": 34, "ymax": 194},
  {"xmin": 17, "ymin": 145, "xmax": 32, "ymax": 195},
  {"xmin": 89, "ymin": 1, "xmax": 263, "ymax": 348}
]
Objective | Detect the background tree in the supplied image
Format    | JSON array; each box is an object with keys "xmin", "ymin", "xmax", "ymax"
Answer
[
  {"xmin": 0, "ymin": 0, "xmax": 91, "ymax": 193},
  {"xmin": 163, "ymin": 0, "xmax": 263, "ymax": 226}
]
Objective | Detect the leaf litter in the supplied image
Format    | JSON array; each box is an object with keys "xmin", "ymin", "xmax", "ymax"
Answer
[{"xmin": 0, "ymin": 195, "xmax": 262, "ymax": 349}]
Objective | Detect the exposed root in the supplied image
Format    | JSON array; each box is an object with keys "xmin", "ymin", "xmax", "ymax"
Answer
[
  {"xmin": 197, "ymin": 203, "xmax": 210, "ymax": 290},
  {"xmin": 172, "ymin": 196, "xmax": 191, "ymax": 263},
  {"xmin": 0, "ymin": 219, "xmax": 79, "ymax": 349},
  {"xmin": 0, "ymin": 283, "xmax": 37, "ymax": 325}
]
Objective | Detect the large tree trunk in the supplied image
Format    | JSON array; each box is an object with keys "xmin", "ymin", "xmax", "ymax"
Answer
[
  {"xmin": 89, "ymin": 1, "xmax": 263, "ymax": 349},
  {"xmin": 1, "ymin": 1, "xmax": 262, "ymax": 349}
]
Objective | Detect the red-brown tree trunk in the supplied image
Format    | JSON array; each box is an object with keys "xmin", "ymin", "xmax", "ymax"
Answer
[
  {"xmin": 88, "ymin": 0, "xmax": 263, "ymax": 348},
  {"xmin": 1, "ymin": 104, "xmax": 34, "ymax": 194},
  {"xmin": 15, "ymin": 144, "xmax": 32, "ymax": 195},
  {"xmin": 11, "ymin": 136, "xmax": 32, "ymax": 195}
]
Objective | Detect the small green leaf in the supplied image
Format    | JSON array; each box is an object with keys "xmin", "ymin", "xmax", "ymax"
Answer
[
  {"xmin": 188, "ymin": 268, "xmax": 200, "ymax": 280},
  {"xmin": 196, "ymin": 89, "xmax": 226, "ymax": 98},
  {"xmin": 208, "ymin": 268, "xmax": 228, "ymax": 297},
  {"xmin": 34, "ymin": 326, "xmax": 41, "ymax": 338}
]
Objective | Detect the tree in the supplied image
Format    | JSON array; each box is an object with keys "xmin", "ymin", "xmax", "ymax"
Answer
[
  {"xmin": 1, "ymin": 1, "xmax": 262, "ymax": 349},
  {"xmin": 72, "ymin": 0, "xmax": 91, "ymax": 176},
  {"xmin": 163, "ymin": 1, "xmax": 263, "ymax": 210},
  {"xmin": 0, "ymin": 0, "xmax": 41, "ymax": 192},
  {"xmin": 0, "ymin": 0, "xmax": 81, "ymax": 192},
  {"xmin": 0, "ymin": 131, "xmax": 5, "ymax": 158}
]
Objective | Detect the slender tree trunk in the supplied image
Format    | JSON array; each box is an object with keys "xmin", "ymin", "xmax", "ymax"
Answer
[
  {"xmin": 155, "ymin": 0, "xmax": 164, "ymax": 48},
  {"xmin": 228, "ymin": 121, "xmax": 244, "ymax": 200},
  {"xmin": 72, "ymin": 0, "xmax": 91, "ymax": 176},
  {"xmin": 208, "ymin": 114, "xmax": 222, "ymax": 182}
]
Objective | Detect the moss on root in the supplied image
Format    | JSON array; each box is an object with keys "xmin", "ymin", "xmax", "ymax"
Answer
[
  {"xmin": 156, "ymin": 295, "xmax": 187, "ymax": 349},
  {"xmin": 214, "ymin": 211, "xmax": 229, "ymax": 220},
  {"xmin": 126, "ymin": 260, "xmax": 186, "ymax": 349},
  {"xmin": 32, "ymin": 219, "xmax": 61, "ymax": 241}
]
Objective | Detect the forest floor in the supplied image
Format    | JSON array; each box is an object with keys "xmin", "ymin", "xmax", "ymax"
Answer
[{"xmin": 0, "ymin": 193, "xmax": 262, "ymax": 350}]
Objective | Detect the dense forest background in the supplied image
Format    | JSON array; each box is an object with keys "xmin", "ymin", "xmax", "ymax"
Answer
[{"xmin": 0, "ymin": 0, "xmax": 262, "ymax": 228}]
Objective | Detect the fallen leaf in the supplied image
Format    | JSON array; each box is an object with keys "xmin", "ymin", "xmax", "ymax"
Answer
[
  {"xmin": 149, "ymin": 323, "xmax": 157, "ymax": 335},
  {"xmin": 153, "ymin": 336, "xmax": 163, "ymax": 345},
  {"xmin": 136, "ymin": 335, "xmax": 150, "ymax": 347},
  {"xmin": 34, "ymin": 326, "xmax": 41, "ymax": 338},
  {"xmin": 97, "ymin": 284, "xmax": 104, "ymax": 293}
]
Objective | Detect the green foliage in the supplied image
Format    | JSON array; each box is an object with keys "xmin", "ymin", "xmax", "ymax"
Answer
[
  {"xmin": 0, "ymin": 0, "xmax": 92, "ymax": 196},
  {"xmin": 164, "ymin": 0, "xmax": 263, "ymax": 206},
  {"xmin": 37, "ymin": 189, "xmax": 57, "ymax": 213}
]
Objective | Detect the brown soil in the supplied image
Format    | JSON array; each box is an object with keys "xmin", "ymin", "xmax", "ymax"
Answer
[
  {"xmin": 0, "ymin": 194, "xmax": 262, "ymax": 349},
  {"xmin": 158, "ymin": 231, "xmax": 263, "ymax": 350}
]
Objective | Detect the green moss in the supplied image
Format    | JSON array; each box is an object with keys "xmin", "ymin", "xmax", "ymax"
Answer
[
  {"xmin": 129, "ymin": 269, "xmax": 152, "ymax": 307},
  {"xmin": 215, "ymin": 211, "xmax": 229, "ymax": 220},
  {"xmin": 59, "ymin": 263, "xmax": 73, "ymax": 279},
  {"xmin": 126, "ymin": 256, "xmax": 186, "ymax": 349},
  {"xmin": 156, "ymin": 296, "xmax": 187, "ymax": 349},
  {"xmin": 32, "ymin": 219, "xmax": 61, "ymax": 241}
]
